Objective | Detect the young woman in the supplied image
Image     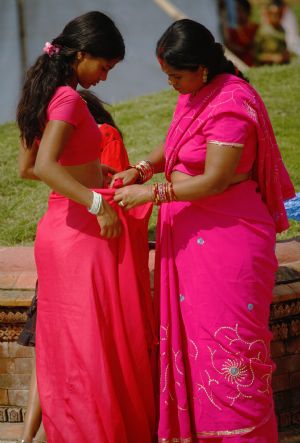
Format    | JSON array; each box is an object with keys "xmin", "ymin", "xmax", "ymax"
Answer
[
  {"xmin": 17, "ymin": 11, "xmax": 155, "ymax": 443},
  {"xmin": 18, "ymin": 90, "xmax": 132, "ymax": 443},
  {"xmin": 112, "ymin": 18, "xmax": 295, "ymax": 443}
]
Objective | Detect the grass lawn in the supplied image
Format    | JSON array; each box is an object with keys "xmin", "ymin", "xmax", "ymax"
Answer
[{"xmin": 0, "ymin": 61, "xmax": 299, "ymax": 245}]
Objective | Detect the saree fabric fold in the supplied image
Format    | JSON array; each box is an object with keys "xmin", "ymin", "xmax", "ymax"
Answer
[
  {"xmin": 35, "ymin": 188, "xmax": 156, "ymax": 443},
  {"xmin": 155, "ymin": 74, "xmax": 291, "ymax": 442}
]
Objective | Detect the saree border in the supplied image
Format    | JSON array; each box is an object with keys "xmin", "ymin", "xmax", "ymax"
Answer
[
  {"xmin": 158, "ymin": 425, "xmax": 255, "ymax": 442},
  {"xmin": 207, "ymin": 139, "xmax": 244, "ymax": 148}
]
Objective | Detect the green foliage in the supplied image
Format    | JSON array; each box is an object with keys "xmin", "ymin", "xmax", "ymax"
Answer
[{"xmin": 0, "ymin": 62, "xmax": 299, "ymax": 245}]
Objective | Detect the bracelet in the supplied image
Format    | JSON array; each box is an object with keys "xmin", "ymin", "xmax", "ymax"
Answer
[
  {"xmin": 131, "ymin": 160, "xmax": 154, "ymax": 183},
  {"xmin": 87, "ymin": 191, "xmax": 103, "ymax": 214},
  {"xmin": 152, "ymin": 182, "xmax": 177, "ymax": 205}
]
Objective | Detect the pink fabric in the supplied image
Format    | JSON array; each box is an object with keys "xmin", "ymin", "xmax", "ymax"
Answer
[
  {"xmin": 155, "ymin": 74, "xmax": 288, "ymax": 442},
  {"xmin": 47, "ymin": 86, "xmax": 100, "ymax": 166},
  {"xmin": 197, "ymin": 412, "xmax": 278, "ymax": 442},
  {"xmin": 165, "ymin": 73, "xmax": 295, "ymax": 233},
  {"xmin": 35, "ymin": 189, "xmax": 156, "ymax": 443}
]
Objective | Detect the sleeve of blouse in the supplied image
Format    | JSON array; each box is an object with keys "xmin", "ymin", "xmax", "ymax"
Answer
[
  {"xmin": 47, "ymin": 88, "xmax": 85, "ymax": 127},
  {"xmin": 202, "ymin": 111, "xmax": 253, "ymax": 148}
]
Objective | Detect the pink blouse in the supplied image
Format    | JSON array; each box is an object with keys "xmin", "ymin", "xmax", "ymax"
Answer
[
  {"xmin": 171, "ymin": 92, "xmax": 257, "ymax": 176},
  {"xmin": 47, "ymin": 86, "xmax": 100, "ymax": 166}
]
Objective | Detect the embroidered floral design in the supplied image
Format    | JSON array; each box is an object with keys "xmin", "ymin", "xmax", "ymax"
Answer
[
  {"xmin": 203, "ymin": 324, "xmax": 273, "ymax": 408},
  {"xmin": 222, "ymin": 358, "xmax": 247, "ymax": 384}
]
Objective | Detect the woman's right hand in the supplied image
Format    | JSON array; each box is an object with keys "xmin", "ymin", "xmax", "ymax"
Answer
[
  {"xmin": 110, "ymin": 168, "xmax": 139, "ymax": 188},
  {"xmin": 96, "ymin": 198, "xmax": 122, "ymax": 238}
]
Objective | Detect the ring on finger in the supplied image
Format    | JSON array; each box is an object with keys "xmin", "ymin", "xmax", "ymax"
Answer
[{"xmin": 119, "ymin": 201, "xmax": 125, "ymax": 207}]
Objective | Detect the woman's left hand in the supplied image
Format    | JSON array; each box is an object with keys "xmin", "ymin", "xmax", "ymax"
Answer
[{"xmin": 114, "ymin": 184, "xmax": 153, "ymax": 210}]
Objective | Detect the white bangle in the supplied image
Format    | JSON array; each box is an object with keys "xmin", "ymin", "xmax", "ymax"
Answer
[{"xmin": 88, "ymin": 191, "xmax": 103, "ymax": 215}]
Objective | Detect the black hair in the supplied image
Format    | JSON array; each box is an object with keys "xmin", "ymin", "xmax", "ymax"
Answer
[
  {"xmin": 78, "ymin": 89, "xmax": 122, "ymax": 138},
  {"xmin": 156, "ymin": 19, "xmax": 248, "ymax": 83},
  {"xmin": 236, "ymin": 0, "xmax": 252, "ymax": 15},
  {"xmin": 17, "ymin": 11, "xmax": 125, "ymax": 147}
]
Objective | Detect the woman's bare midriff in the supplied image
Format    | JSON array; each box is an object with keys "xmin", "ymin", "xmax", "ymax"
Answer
[
  {"xmin": 171, "ymin": 170, "xmax": 250, "ymax": 184},
  {"xmin": 63, "ymin": 158, "xmax": 104, "ymax": 188}
]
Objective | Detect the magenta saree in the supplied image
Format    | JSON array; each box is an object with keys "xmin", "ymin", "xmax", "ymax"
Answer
[
  {"xmin": 155, "ymin": 74, "xmax": 294, "ymax": 442},
  {"xmin": 35, "ymin": 189, "xmax": 156, "ymax": 443}
]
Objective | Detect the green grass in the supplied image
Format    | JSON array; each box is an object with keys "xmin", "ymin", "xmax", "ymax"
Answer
[{"xmin": 0, "ymin": 61, "xmax": 299, "ymax": 245}]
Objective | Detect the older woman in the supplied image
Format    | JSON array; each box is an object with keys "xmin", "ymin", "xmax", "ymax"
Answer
[{"xmin": 113, "ymin": 19, "xmax": 294, "ymax": 443}]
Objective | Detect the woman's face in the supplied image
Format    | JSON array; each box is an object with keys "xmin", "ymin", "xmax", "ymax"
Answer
[
  {"xmin": 75, "ymin": 53, "xmax": 119, "ymax": 88},
  {"xmin": 160, "ymin": 59, "xmax": 205, "ymax": 95}
]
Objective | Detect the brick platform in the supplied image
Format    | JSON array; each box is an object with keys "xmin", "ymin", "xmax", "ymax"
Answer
[{"xmin": 0, "ymin": 240, "xmax": 300, "ymax": 442}]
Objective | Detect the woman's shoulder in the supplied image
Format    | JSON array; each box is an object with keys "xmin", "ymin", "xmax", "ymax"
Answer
[
  {"xmin": 47, "ymin": 86, "xmax": 87, "ymax": 124},
  {"xmin": 207, "ymin": 74, "xmax": 262, "ymax": 122},
  {"xmin": 215, "ymin": 74, "xmax": 257, "ymax": 102},
  {"xmin": 48, "ymin": 86, "xmax": 85, "ymax": 113},
  {"xmin": 50, "ymin": 85, "xmax": 82, "ymax": 102}
]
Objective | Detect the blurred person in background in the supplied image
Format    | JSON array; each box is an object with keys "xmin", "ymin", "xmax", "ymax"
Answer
[
  {"xmin": 254, "ymin": 0, "xmax": 290, "ymax": 65},
  {"xmin": 280, "ymin": 0, "xmax": 300, "ymax": 57},
  {"xmin": 223, "ymin": 0, "xmax": 258, "ymax": 66}
]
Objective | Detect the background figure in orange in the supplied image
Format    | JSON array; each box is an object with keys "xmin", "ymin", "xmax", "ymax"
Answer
[
  {"xmin": 224, "ymin": 0, "xmax": 258, "ymax": 66},
  {"xmin": 78, "ymin": 90, "xmax": 130, "ymax": 173},
  {"xmin": 254, "ymin": 0, "xmax": 290, "ymax": 65}
]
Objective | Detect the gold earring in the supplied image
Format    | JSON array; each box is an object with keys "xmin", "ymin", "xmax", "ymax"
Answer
[{"xmin": 202, "ymin": 68, "xmax": 208, "ymax": 83}]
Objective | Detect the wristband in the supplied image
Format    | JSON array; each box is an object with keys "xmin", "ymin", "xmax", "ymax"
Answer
[{"xmin": 88, "ymin": 191, "xmax": 103, "ymax": 215}]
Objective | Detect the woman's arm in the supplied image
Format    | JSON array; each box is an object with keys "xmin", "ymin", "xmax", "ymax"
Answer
[
  {"xmin": 34, "ymin": 120, "xmax": 121, "ymax": 238},
  {"xmin": 19, "ymin": 140, "xmax": 40, "ymax": 180},
  {"xmin": 113, "ymin": 143, "xmax": 243, "ymax": 208},
  {"xmin": 172, "ymin": 142, "xmax": 243, "ymax": 200},
  {"xmin": 146, "ymin": 142, "xmax": 165, "ymax": 173},
  {"xmin": 110, "ymin": 142, "xmax": 165, "ymax": 187},
  {"xmin": 34, "ymin": 120, "xmax": 94, "ymax": 207}
]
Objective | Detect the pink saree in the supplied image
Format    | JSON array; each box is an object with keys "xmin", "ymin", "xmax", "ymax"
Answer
[
  {"xmin": 156, "ymin": 74, "xmax": 294, "ymax": 442},
  {"xmin": 35, "ymin": 188, "xmax": 156, "ymax": 443}
]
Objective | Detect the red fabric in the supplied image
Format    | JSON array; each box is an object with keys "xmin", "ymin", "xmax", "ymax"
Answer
[
  {"xmin": 47, "ymin": 86, "xmax": 101, "ymax": 166},
  {"xmin": 99, "ymin": 124, "xmax": 130, "ymax": 172},
  {"xmin": 35, "ymin": 189, "xmax": 155, "ymax": 442}
]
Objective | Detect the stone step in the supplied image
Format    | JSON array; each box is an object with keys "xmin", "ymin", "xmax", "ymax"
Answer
[{"xmin": 0, "ymin": 423, "xmax": 300, "ymax": 442}]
